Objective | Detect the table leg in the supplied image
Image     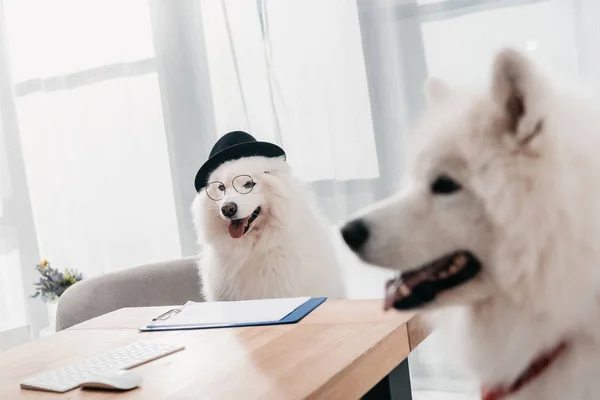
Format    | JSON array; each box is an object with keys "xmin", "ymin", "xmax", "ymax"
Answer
[{"xmin": 362, "ymin": 358, "xmax": 412, "ymax": 400}]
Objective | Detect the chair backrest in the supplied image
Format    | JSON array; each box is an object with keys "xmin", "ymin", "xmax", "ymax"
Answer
[{"xmin": 56, "ymin": 257, "xmax": 203, "ymax": 331}]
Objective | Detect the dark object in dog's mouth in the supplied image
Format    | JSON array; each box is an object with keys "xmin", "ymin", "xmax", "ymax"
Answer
[
  {"xmin": 384, "ymin": 251, "xmax": 481, "ymax": 311},
  {"xmin": 228, "ymin": 207, "xmax": 262, "ymax": 239}
]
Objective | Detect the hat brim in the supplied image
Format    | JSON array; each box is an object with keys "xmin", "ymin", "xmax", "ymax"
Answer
[{"xmin": 194, "ymin": 141, "xmax": 286, "ymax": 191}]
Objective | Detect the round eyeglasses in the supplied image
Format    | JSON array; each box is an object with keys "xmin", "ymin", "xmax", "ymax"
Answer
[{"xmin": 205, "ymin": 175, "xmax": 256, "ymax": 201}]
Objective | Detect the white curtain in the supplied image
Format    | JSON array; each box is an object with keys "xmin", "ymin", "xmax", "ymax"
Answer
[
  {"xmin": 200, "ymin": 0, "xmax": 379, "ymax": 182},
  {"xmin": 3, "ymin": 0, "xmax": 181, "ymax": 281},
  {"xmin": 2, "ymin": 0, "xmax": 600, "ymax": 393}
]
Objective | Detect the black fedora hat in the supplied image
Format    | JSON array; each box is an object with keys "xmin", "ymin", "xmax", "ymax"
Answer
[{"xmin": 194, "ymin": 131, "xmax": 286, "ymax": 191}]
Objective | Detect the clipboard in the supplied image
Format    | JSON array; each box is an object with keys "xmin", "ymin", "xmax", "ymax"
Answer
[{"xmin": 139, "ymin": 297, "xmax": 326, "ymax": 332}]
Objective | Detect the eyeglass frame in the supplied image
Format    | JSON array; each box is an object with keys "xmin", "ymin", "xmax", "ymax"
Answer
[{"xmin": 204, "ymin": 174, "xmax": 256, "ymax": 201}]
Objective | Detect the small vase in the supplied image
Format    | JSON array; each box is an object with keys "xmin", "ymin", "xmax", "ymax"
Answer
[{"xmin": 45, "ymin": 299, "xmax": 59, "ymax": 331}]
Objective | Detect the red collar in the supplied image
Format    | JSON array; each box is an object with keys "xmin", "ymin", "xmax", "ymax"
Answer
[{"xmin": 481, "ymin": 341, "xmax": 567, "ymax": 400}]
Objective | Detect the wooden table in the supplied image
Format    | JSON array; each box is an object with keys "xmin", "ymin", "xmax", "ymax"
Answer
[{"xmin": 0, "ymin": 299, "xmax": 428, "ymax": 399}]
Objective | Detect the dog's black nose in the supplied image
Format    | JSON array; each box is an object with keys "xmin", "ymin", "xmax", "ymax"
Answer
[
  {"xmin": 221, "ymin": 202, "xmax": 238, "ymax": 218},
  {"xmin": 341, "ymin": 219, "xmax": 369, "ymax": 251}
]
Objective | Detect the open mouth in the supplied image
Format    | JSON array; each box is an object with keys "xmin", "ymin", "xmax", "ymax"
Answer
[
  {"xmin": 227, "ymin": 206, "xmax": 262, "ymax": 239},
  {"xmin": 384, "ymin": 251, "xmax": 481, "ymax": 311}
]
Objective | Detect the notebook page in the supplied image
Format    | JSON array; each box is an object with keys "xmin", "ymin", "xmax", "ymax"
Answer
[{"xmin": 150, "ymin": 297, "xmax": 310, "ymax": 327}]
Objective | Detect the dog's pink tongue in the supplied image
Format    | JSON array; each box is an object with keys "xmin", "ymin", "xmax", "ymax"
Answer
[{"xmin": 228, "ymin": 218, "xmax": 248, "ymax": 239}]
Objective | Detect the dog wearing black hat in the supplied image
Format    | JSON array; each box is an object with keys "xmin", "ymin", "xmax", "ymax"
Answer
[{"xmin": 192, "ymin": 131, "xmax": 346, "ymax": 301}]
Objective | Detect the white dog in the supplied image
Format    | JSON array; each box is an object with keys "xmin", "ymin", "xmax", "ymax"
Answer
[
  {"xmin": 192, "ymin": 155, "xmax": 346, "ymax": 301},
  {"xmin": 341, "ymin": 48, "xmax": 600, "ymax": 399}
]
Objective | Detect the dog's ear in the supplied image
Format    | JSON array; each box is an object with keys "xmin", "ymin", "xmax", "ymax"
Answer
[
  {"xmin": 491, "ymin": 48, "xmax": 546, "ymax": 154},
  {"xmin": 261, "ymin": 157, "xmax": 291, "ymax": 177},
  {"xmin": 425, "ymin": 77, "xmax": 451, "ymax": 105}
]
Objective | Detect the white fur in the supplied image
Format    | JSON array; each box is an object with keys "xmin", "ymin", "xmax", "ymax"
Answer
[
  {"xmin": 346, "ymin": 49, "xmax": 600, "ymax": 399},
  {"xmin": 192, "ymin": 156, "xmax": 346, "ymax": 301}
]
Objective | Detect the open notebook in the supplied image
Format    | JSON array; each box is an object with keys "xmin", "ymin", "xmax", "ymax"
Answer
[{"xmin": 139, "ymin": 297, "xmax": 326, "ymax": 332}]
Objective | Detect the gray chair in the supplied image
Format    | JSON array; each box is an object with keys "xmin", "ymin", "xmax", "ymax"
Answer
[{"xmin": 56, "ymin": 257, "xmax": 204, "ymax": 331}]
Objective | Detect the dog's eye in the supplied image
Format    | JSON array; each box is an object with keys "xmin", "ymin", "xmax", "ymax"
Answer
[
  {"xmin": 430, "ymin": 175, "xmax": 461, "ymax": 195},
  {"xmin": 218, "ymin": 184, "xmax": 225, "ymax": 192},
  {"xmin": 243, "ymin": 181, "xmax": 256, "ymax": 189}
]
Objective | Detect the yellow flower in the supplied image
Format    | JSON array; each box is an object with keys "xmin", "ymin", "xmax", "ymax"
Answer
[{"xmin": 40, "ymin": 259, "xmax": 49, "ymax": 268}]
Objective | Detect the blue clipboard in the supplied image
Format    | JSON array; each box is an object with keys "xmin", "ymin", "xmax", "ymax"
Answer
[{"xmin": 139, "ymin": 297, "xmax": 327, "ymax": 332}]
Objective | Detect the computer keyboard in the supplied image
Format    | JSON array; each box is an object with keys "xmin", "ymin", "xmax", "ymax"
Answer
[{"xmin": 20, "ymin": 341, "xmax": 184, "ymax": 393}]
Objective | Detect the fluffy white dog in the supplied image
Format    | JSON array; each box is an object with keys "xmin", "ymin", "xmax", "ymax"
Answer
[
  {"xmin": 342, "ymin": 48, "xmax": 600, "ymax": 399},
  {"xmin": 192, "ymin": 153, "xmax": 346, "ymax": 302}
]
